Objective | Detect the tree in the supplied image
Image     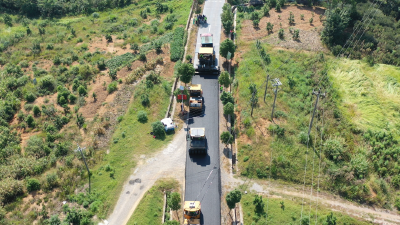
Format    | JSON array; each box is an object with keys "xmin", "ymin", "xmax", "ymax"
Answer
[
  {"xmin": 49, "ymin": 214, "xmax": 61, "ymax": 225},
  {"xmin": 76, "ymin": 113, "xmax": 85, "ymax": 128},
  {"xmin": 26, "ymin": 178, "xmax": 41, "ymax": 192},
  {"xmin": 278, "ymin": 28, "xmax": 284, "ymax": 39},
  {"xmin": 221, "ymin": 3, "xmax": 234, "ymax": 33},
  {"xmin": 31, "ymin": 42, "xmax": 41, "ymax": 56},
  {"xmin": 3, "ymin": 15, "xmax": 12, "ymax": 27},
  {"xmin": 105, "ymin": 34, "xmax": 113, "ymax": 42},
  {"xmin": 26, "ymin": 26, "xmax": 32, "ymax": 35},
  {"xmin": 220, "ymin": 39, "xmax": 235, "ymax": 62},
  {"xmin": 130, "ymin": 43, "xmax": 139, "ymax": 54},
  {"xmin": 288, "ymin": 11, "xmax": 294, "ymax": 25},
  {"xmin": 293, "ymin": 29, "xmax": 300, "ymax": 40},
  {"xmin": 92, "ymin": 12, "xmax": 100, "ymax": 24},
  {"xmin": 169, "ymin": 192, "xmax": 181, "ymax": 220},
  {"xmin": 220, "ymin": 91, "xmax": 234, "ymax": 105},
  {"xmin": 78, "ymin": 85, "xmax": 87, "ymax": 96},
  {"xmin": 218, "ymin": 71, "xmax": 231, "ymax": 88},
  {"xmin": 221, "ymin": 131, "xmax": 233, "ymax": 147},
  {"xmin": 137, "ymin": 111, "xmax": 148, "ymax": 123},
  {"xmin": 249, "ymin": 83, "xmax": 258, "ymax": 116},
  {"xmin": 92, "ymin": 92, "xmax": 97, "ymax": 100},
  {"xmin": 325, "ymin": 212, "xmax": 337, "ymax": 225},
  {"xmin": 33, "ymin": 105, "xmax": 41, "ymax": 117},
  {"xmin": 276, "ymin": 2, "xmax": 281, "ymax": 12},
  {"xmin": 267, "ymin": 22, "xmax": 274, "ymax": 33},
  {"xmin": 262, "ymin": 5, "xmax": 270, "ymax": 16},
  {"xmin": 253, "ymin": 195, "xmax": 264, "ymax": 213},
  {"xmin": 223, "ymin": 102, "xmax": 234, "ymax": 116},
  {"xmin": 178, "ymin": 63, "xmax": 195, "ymax": 85},
  {"xmin": 151, "ymin": 121, "xmax": 165, "ymax": 138},
  {"xmin": 321, "ymin": 8, "xmax": 350, "ymax": 46},
  {"xmin": 26, "ymin": 114, "xmax": 35, "ymax": 127},
  {"xmin": 226, "ymin": 189, "xmax": 241, "ymax": 210},
  {"xmin": 253, "ymin": 19, "xmax": 260, "ymax": 28}
]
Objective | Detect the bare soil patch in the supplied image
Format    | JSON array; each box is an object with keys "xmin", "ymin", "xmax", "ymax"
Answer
[
  {"xmin": 87, "ymin": 35, "xmax": 131, "ymax": 55},
  {"xmin": 241, "ymin": 5, "xmax": 326, "ymax": 52}
]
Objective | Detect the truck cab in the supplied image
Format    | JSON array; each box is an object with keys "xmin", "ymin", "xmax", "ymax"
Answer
[
  {"xmin": 183, "ymin": 201, "xmax": 201, "ymax": 225},
  {"xmin": 189, "ymin": 84, "xmax": 203, "ymax": 113}
]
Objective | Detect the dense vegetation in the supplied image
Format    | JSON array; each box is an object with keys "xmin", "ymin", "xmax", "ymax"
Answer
[
  {"xmin": 234, "ymin": 41, "xmax": 400, "ymax": 209},
  {"xmin": 0, "ymin": 0, "xmax": 191, "ymax": 223},
  {"xmin": 321, "ymin": 0, "xmax": 400, "ymax": 66}
]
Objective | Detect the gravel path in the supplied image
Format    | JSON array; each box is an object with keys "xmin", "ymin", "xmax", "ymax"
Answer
[{"xmin": 103, "ymin": 129, "xmax": 186, "ymax": 225}]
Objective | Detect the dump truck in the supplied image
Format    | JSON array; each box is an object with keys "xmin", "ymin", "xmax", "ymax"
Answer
[
  {"xmin": 183, "ymin": 201, "xmax": 201, "ymax": 225},
  {"xmin": 189, "ymin": 84, "xmax": 203, "ymax": 113},
  {"xmin": 195, "ymin": 33, "xmax": 219, "ymax": 73},
  {"xmin": 187, "ymin": 128, "xmax": 207, "ymax": 155}
]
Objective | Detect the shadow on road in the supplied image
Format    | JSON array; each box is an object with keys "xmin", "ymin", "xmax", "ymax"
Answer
[
  {"xmin": 223, "ymin": 147, "xmax": 231, "ymax": 159},
  {"xmin": 191, "ymin": 153, "xmax": 211, "ymax": 166}
]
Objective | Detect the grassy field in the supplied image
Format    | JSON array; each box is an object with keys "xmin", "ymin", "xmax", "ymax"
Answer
[
  {"xmin": 330, "ymin": 59, "xmax": 400, "ymax": 135},
  {"xmin": 91, "ymin": 79, "xmax": 175, "ymax": 218},
  {"xmin": 127, "ymin": 179, "xmax": 179, "ymax": 225},
  {"xmin": 0, "ymin": 0, "xmax": 192, "ymax": 223},
  {"xmin": 233, "ymin": 39, "xmax": 400, "ymax": 208},
  {"xmin": 241, "ymin": 191, "xmax": 373, "ymax": 224}
]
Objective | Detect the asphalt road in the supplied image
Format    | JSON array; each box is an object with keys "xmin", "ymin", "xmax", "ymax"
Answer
[
  {"xmin": 193, "ymin": 0, "xmax": 224, "ymax": 70},
  {"xmin": 185, "ymin": 0, "xmax": 224, "ymax": 224}
]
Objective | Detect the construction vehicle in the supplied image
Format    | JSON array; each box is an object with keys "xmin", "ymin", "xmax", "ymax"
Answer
[
  {"xmin": 183, "ymin": 201, "xmax": 201, "ymax": 225},
  {"xmin": 189, "ymin": 84, "xmax": 203, "ymax": 114},
  {"xmin": 195, "ymin": 33, "xmax": 219, "ymax": 73},
  {"xmin": 187, "ymin": 128, "xmax": 207, "ymax": 155}
]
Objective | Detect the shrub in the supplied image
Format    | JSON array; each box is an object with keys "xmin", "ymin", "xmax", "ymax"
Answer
[
  {"xmin": 26, "ymin": 178, "xmax": 41, "ymax": 192},
  {"xmin": 223, "ymin": 102, "xmax": 234, "ymax": 116},
  {"xmin": 107, "ymin": 81, "xmax": 118, "ymax": 94},
  {"xmin": 68, "ymin": 94, "xmax": 77, "ymax": 104},
  {"xmin": 25, "ymin": 92, "xmax": 36, "ymax": 103},
  {"xmin": 26, "ymin": 114, "xmax": 35, "ymax": 128},
  {"xmin": 46, "ymin": 173, "xmax": 58, "ymax": 189},
  {"xmin": 105, "ymin": 34, "xmax": 112, "ymax": 42},
  {"xmin": 33, "ymin": 105, "xmax": 41, "ymax": 117},
  {"xmin": 137, "ymin": 111, "xmax": 148, "ymax": 123},
  {"xmin": 78, "ymin": 85, "xmax": 87, "ymax": 96},
  {"xmin": 293, "ymin": 29, "xmax": 299, "ymax": 40},
  {"xmin": 139, "ymin": 53, "xmax": 147, "ymax": 61},
  {"xmin": 170, "ymin": 27, "xmax": 185, "ymax": 61},
  {"xmin": 309, "ymin": 17, "xmax": 313, "ymax": 24},
  {"xmin": 221, "ymin": 131, "xmax": 233, "ymax": 146},
  {"xmin": 243, "ymin": 156, "xmax": 249, "ymax": 162},
  {"xmin": 141, "ymin": 93, "xmax": 150, "ymax": 106},
  {"xmin": 151, "ymin": 121, "xmax": 165, "ymax": 137},
  {"xmin": 26, "ymin": 135, "xmax": 49, "ymax": 158},
  {"xmin": 278, "ymin": 29, "xmax": 284, "ymax": 39},
  {"xmin": 266, "ymin": 22, "xmax": 274, "ymax": 33},
  {"xmin": 220, "ymin": 91, "xmax": 234, "ymax": 105},
  {"xmin": 252, "ymin": 20, "xmax": 260, "ymax": 28},
  {"xmin": 263, "ymin": 5, "xmax": 270, "ymax": 16},
  {"xmin": 0, "ymin": 178, "xmax": 24, "ymax": 204},
  {"xmin": 324, "ymin": 137, "xmax": 345, "ymax": 162},
  {"xmin": 53, "ymin": 55, "xmax": 61, "ymax": 65},
  {"xmin": 55, "ymin": 142, "xmax": 69, "ymax": 157},
  {"xmin": 276, "ymin": 2, "xmax": 281, "ymax": 12}
]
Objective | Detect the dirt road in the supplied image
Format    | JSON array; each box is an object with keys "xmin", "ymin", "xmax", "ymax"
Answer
[
  {"xmin": 102, "ymin": 129, "xmax": 186, "ymax": 225},
  {"xmin": 221, "ymin": 168, "xmax": 400, "ymax": 224}
]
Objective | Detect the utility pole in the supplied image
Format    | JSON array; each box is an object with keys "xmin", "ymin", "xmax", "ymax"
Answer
[
  {"xmin": 270, "ymin": 78, "xmax": 282, "ymax": 121},
  {"xmin": 75, "ymin": 145, "xmax": 91, "ymax": 194},
  {"xmin": 308, "ymin": 88, "xmax": 325, "ymax": 138},
  {"xmin": 263, "ymin": 74, "xmax": 270, "ymax": 103}
]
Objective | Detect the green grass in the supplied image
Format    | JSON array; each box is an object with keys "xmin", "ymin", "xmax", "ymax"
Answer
[
  {"xmin": 91, "ymin": 80, "xmax": 174, "ymax": 218},
  {"xmin": 233, "ymin": 40, "xmax": 400, "ymax": 207},
  {"xmin": 330, "ymin": 59, "xmax": 400, "ymax": 136},
  {"xmin": 240, "ymin": 191, "xmax": 373, "ymax": 224},
  {"xmin": 127, "ymin": 179, "xmax": 179, "ymax": 225}
]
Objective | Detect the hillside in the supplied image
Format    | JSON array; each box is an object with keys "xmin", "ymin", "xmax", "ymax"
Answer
[{"xmin": 0, "ymin": 0, "xmax": 191, "ymax": 224}]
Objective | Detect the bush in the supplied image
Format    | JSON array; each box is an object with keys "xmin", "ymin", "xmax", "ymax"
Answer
[
  {"xmin": 151, "ymin": 121, "xmax": 165, "ymax": 138},
  {"xmin": 68, "ymin": 94, "xmax": 77, "ymax": 104},
  {"xmin": 26, "ymin": 114, "xmax": 35, "ymax": 128},
  {"xmin": 170, "ymin": 27, "xmax": 185, "ymax": 61},
  {"xmin": 139, "ymin": 53, "xmax": 147, "ymax": 61},
  {"xmin": 25, "ymin": 92, "xmax": 36, "ymax": 103},
  {"xmin": 26, "ymin": 178, "xmax": 41, "ymax": 192},
  {"xmin": 223, "ymin": 102, "xmax": 234, "ymax": 116},
  {"xmin": 220, "ymin": 91, "xmax": 234, "ymax": 105},
  {"xmin": 324, "ymin": 137, "xmax": 345, "ymax": 162},
  {"xmin": 46, "ymin": 173, "xmax": 58, "ymax": 189},
  {"xmin": 137, "ymin": 111, "xmax": 148, "ymax": 123},
  {"xmin": 278, "ymin": 29, "xmax": 284, "ymax": 39},
  {"xmin": 33, "ymin": 105, "xmax": 41, "ymax": 117},
  {"xmin": 0, "ymin": 178, "xmax": 24, "ymax": 204},
  {"xmin": 105, "ymin": 34, "xmax": 112, "ymax": 42},
  {"xmin": 221, "ymin": 131, "xmax": 233, "ymax": 146},
  {"xmin": 26, "ymin": 135, "xmax": 49, "ymax": 158},
  {"xmin": 107, "ymin": 81, "xmax": 118, "ymax": 94},
  {"xmin": 141, "ymin": 93, "xmax": 150, "ymax": 106},
  {"xmin": 78, "ymin": 85, "xmax": 87, "ymax": 96}
]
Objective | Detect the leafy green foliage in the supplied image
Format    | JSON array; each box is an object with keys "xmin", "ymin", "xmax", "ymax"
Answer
[
  {"xmin": 137, "ymin": 111, "xmax": 148, "ymax": 123},
  {"xmin": 221, "ymin": 131, "xmax": 233, "ymax": 146},
  {"xmin": 321, "ymin": 8, "xmax": 350, "ymax": 47},
  {"xmin": 33, "ymin": 105, "xmax": 41, "ymax": 117},
  {"xmin": 107, "ymin": 81, "xmax": 118, "ymax": 94},
  {"xmin": 223, "ymin": 102, "xmax": 234, "ymax": 116},
  {"xmin": 170, "ymin": 27, "xmax": 185, "ymax": 61},
  {"xmin": 26, "ymin": 178, "xmax": 41, "ymax": 192},
  {"xmin": 220, "ymin": 39, "xmax": 235, "ymax": 60},
  {"xmin": 168, "ymin": 192, "xmax": 181, "ymax": 211},
  {"xmin": 220, "ymin": 91, "xmax": 234, "ymax": 105},
  {"xmin": 178, "ymin": 63, "xmax": 194, "ymax": 84},
  {"xmin": 226, "ymin": 189, "xmax": 242, "ymax": 210},
  {"xmin": 278, "ymin": 28, "xmax": 284, "ymax": 39},
  {"xmin": 106, "ymin": 53, "xmax": 136, "ymax": 72},
  {"xmin": 219, "ymin": 71, "xmax": 231, "ymax": 88},
  {"xmin": 151, "ymin": 121, "xmax": 165, "ymax": 138},
  {"xmin": 266, "ymin": 22, "xmax": 274, "ymax": 33}
]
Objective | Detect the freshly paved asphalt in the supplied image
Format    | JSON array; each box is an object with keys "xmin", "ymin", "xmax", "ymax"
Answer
[{"xmin": 185, "ymin": 0, "xmax": 224, "ymax": 224}]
